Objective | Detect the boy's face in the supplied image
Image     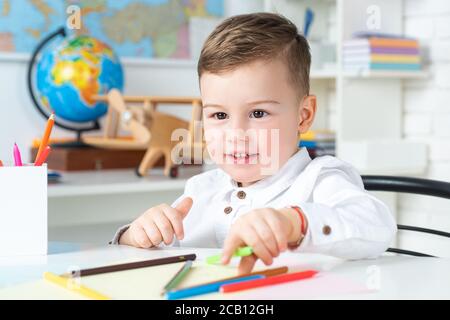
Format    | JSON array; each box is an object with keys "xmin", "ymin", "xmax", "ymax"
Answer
[{"xmin": 200, "ymin": 59, "xmax": 316, "ymax": 186}]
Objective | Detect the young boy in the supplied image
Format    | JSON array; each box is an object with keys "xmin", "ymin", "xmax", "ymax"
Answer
[{"xmin": 111, "ymin": 13, "xmax": 397, "ymax": 274}]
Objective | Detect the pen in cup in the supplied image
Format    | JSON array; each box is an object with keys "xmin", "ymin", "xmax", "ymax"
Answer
[
  {"xmin": 35, "ymin": 113, "xmax": 55, "ymax": 164},
  {"xmin": 35, "ymin": 146, "xmax": 51, "ymax": 167},
  {"xmin": 13, "ymin": 143, "xmax": 23, "ymax": 167}
]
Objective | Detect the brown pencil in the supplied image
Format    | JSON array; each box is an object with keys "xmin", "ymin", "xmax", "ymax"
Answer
[{"xmin": 65, "ymin": 254, "xmax": 196, "ymax": 278}]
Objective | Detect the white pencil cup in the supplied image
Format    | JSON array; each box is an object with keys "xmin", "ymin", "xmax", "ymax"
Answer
[{"xmin": 0, "ymin": 164, "xmax": 47, "ymax": 256}]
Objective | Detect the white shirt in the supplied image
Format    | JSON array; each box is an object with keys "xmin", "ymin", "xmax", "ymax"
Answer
[{"xmin": 113, "ymin": 148, "xmax": 397, "ymax": 260}]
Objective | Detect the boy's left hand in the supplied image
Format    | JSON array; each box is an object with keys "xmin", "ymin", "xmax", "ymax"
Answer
[{"xmin": 221, "ymin": 208, "xmax": 302, "ymax": 275}]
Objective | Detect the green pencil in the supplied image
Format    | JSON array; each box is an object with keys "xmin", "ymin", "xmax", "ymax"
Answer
[
  {"xmin": 160, "ymin": 260, "xmax": 193, "ymax": 296},
  {"xmin": 206, "ymin": 246, "xmax": 253, "ymax": 265}
]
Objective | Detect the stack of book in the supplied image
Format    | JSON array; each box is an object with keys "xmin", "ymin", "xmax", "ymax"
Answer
[
  {"xmin": 299, "ymin": 130, "xmax": 335, "ymax": 159},
  {"xmin": 343, "ymin": 32, "xmax": 421, "ymax": 72}
]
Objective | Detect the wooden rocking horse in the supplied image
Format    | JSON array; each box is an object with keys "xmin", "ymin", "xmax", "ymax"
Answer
[{"xmin": 83, "ymin": 89, "xmax": 204, "ymax": 178}]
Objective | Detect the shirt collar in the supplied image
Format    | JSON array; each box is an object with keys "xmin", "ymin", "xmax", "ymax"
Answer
[{"xmin": 216, "ymin": 147, "xmax": 311, "ymax": 206}]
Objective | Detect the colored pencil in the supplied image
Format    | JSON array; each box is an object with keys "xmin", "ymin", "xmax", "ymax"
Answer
[
  {"xmin": 35, "ymin": 113, "xmax": 54, "ymax": 163},
  {"xmin": 65, "ymin": 254, "xmax": 196, "ymax": 278},
  {"xmin": 34, "ymin": 146, "xmax": 51, "ymax": 166},
  {"xmin": 177, "ymin": 266, "xmax": 289, "ymax": 290},
  {"xmin": 166, "ymin": 274, "xmax": 264, "ymax": 300},
  {"xmin": 161, "ymin": 260, "xmax": 193, "ymax": 296},
  {"xmin": 13, "ymin": 143, "xmax": 22, "ymax": 167},
  {"xmin": 220, "ymin": 270, "xmax": 318, "ymax": 293},
  {"xmin": 44, "ymin": 272, "xmax": 110, "ymax": 300},
  {"xmin": 0, "ymin": 160, "xmax": 3, "ymax": 167}
]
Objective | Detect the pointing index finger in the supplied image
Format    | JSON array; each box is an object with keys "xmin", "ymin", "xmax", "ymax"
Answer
[{"xmin": 221, "ymin": 233, "xmax": 245, "ymax": 265}]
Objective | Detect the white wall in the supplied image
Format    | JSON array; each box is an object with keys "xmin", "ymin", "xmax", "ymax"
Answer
[{"xmin": 399, "ymin": 0, "xmax": 450, "ymax": 257}]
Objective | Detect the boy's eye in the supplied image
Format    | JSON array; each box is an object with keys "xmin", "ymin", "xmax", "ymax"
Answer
[
  {"xmin": 212, "ymin": 112, "xmax": 228, "ymax": 120},
  {"xmin": 250, "ymin": 110, "xmax": 268, "ymax": 118}
]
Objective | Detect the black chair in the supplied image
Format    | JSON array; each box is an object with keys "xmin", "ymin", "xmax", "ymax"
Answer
[{"xmin": 361, "ymin": 175, "xmax": 450, "ymax": 257}]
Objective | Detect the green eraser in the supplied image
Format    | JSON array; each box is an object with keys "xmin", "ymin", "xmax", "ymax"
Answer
[
  {"xmin": 235, "ymin": 246, "xmax": 253, "ymax": 257},
  {"xmin": 206, "ymin": 246, "xmax": 253, "ymax": 265},
  {"xmin": 206, "ymin": 255, "xmax": 221, "ymax": 265}
]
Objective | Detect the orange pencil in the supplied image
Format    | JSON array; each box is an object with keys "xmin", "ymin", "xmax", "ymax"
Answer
[
  {"xmin": 0, "ymin": 160, "xmax": 3, "ymax": 167},
  {"xmin": 34, "ymin": 146, "xmax": 51, "ymax": 167},
  {"xmin": 35, "ymin": 113, "xmax": 55, "ymax": 163}
]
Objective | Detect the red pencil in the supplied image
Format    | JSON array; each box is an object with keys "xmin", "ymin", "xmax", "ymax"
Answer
[
  {"xmin": 34, "ymin": 146, "xmax": 52, "ymax": 166},
  {"xmin": 220, "ymin": 270, "xmax": 318, "ymax": 293}
]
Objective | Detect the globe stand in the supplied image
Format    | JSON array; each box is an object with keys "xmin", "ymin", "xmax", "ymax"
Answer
[
  {"xmin": 27, "ymin": 27, "xmax": 106, "ymax": 145},
  {"xmin": 26, "ymin": 27, "xmax": 137, "ymax": 171},
  {"xmin": 49, "ymin": 129, "xmax": 97, "ymax": 149}
]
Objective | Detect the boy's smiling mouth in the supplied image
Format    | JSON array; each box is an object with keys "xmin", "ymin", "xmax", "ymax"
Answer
[{"xmin": 224, "ymin": 152, "xmax": 259, "ymax": 164}]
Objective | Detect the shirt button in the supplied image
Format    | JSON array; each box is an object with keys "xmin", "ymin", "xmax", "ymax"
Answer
[
  {"xmin": 237, "ymin": 191, "xmax": 246, "ymax": 199},
  {"xmin": 224, "ymin": 206, "xmax": 233, "ymax": 214},
  {"xmin": 323, "ymin": 225, "xmax": 332, "ymax": 235}
]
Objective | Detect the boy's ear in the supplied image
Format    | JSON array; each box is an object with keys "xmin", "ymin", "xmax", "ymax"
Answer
[{"xmin": 298, "ymin": 95, "xmax": 317, "ymax": 134}]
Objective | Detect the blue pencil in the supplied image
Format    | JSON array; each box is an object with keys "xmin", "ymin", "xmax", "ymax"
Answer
[
  {"xmin": 166, "ymin": 274, "xmax": 265, "ymax": 300},
  {"xmin": 304, "ymin": 8, "xmax": 314, "ymax": 38}
]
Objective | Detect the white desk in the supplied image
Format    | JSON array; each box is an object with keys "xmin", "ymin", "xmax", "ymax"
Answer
[{"xmin": 0, "ymin": 243, "xmax": 449, "ymax": 299}]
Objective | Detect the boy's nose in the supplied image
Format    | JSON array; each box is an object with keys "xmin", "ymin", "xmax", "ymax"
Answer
[
  {"xmin": 226, "ymin": 131, "xmax": 248, "ymax": 144},
  {"xmin": 225, "ymin": 121, "xmax": 250, "ymax": 143},
  {"xmin": 228, "ymin": 116, "xmax": 249, "ymax": 132}
]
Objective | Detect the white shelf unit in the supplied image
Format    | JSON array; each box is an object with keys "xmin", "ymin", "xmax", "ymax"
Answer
[
  {"xmin": 263, "ymin": 0, "xmax": 427, "ymax": 176},
  {"xmin": 48, "ymin": 168, "xmax": 194, "ymax": 198},
  {"xmin": 342, "ymin": 69, "xmax": 429, "ymax": 79}
]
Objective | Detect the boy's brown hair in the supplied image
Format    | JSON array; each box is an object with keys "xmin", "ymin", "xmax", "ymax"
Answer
[{"xmin": 198, "ymin": 12, "xmax": 311, "ymax": 96}]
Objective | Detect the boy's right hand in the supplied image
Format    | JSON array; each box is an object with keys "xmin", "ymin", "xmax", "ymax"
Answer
[{"xmin": 119, "ymin": 197, "xmax": 193, "ymax": 248}]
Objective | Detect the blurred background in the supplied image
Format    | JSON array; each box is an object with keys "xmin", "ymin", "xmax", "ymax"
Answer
[{"xmin": 0, "ymin": 0, "xmax": 449, "ymax": 257}]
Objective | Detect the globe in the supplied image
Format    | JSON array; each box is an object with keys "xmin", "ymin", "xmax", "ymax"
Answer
[{"xmin": 35, "ymin": 35, "xmax": 124, "ymax": 124}]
